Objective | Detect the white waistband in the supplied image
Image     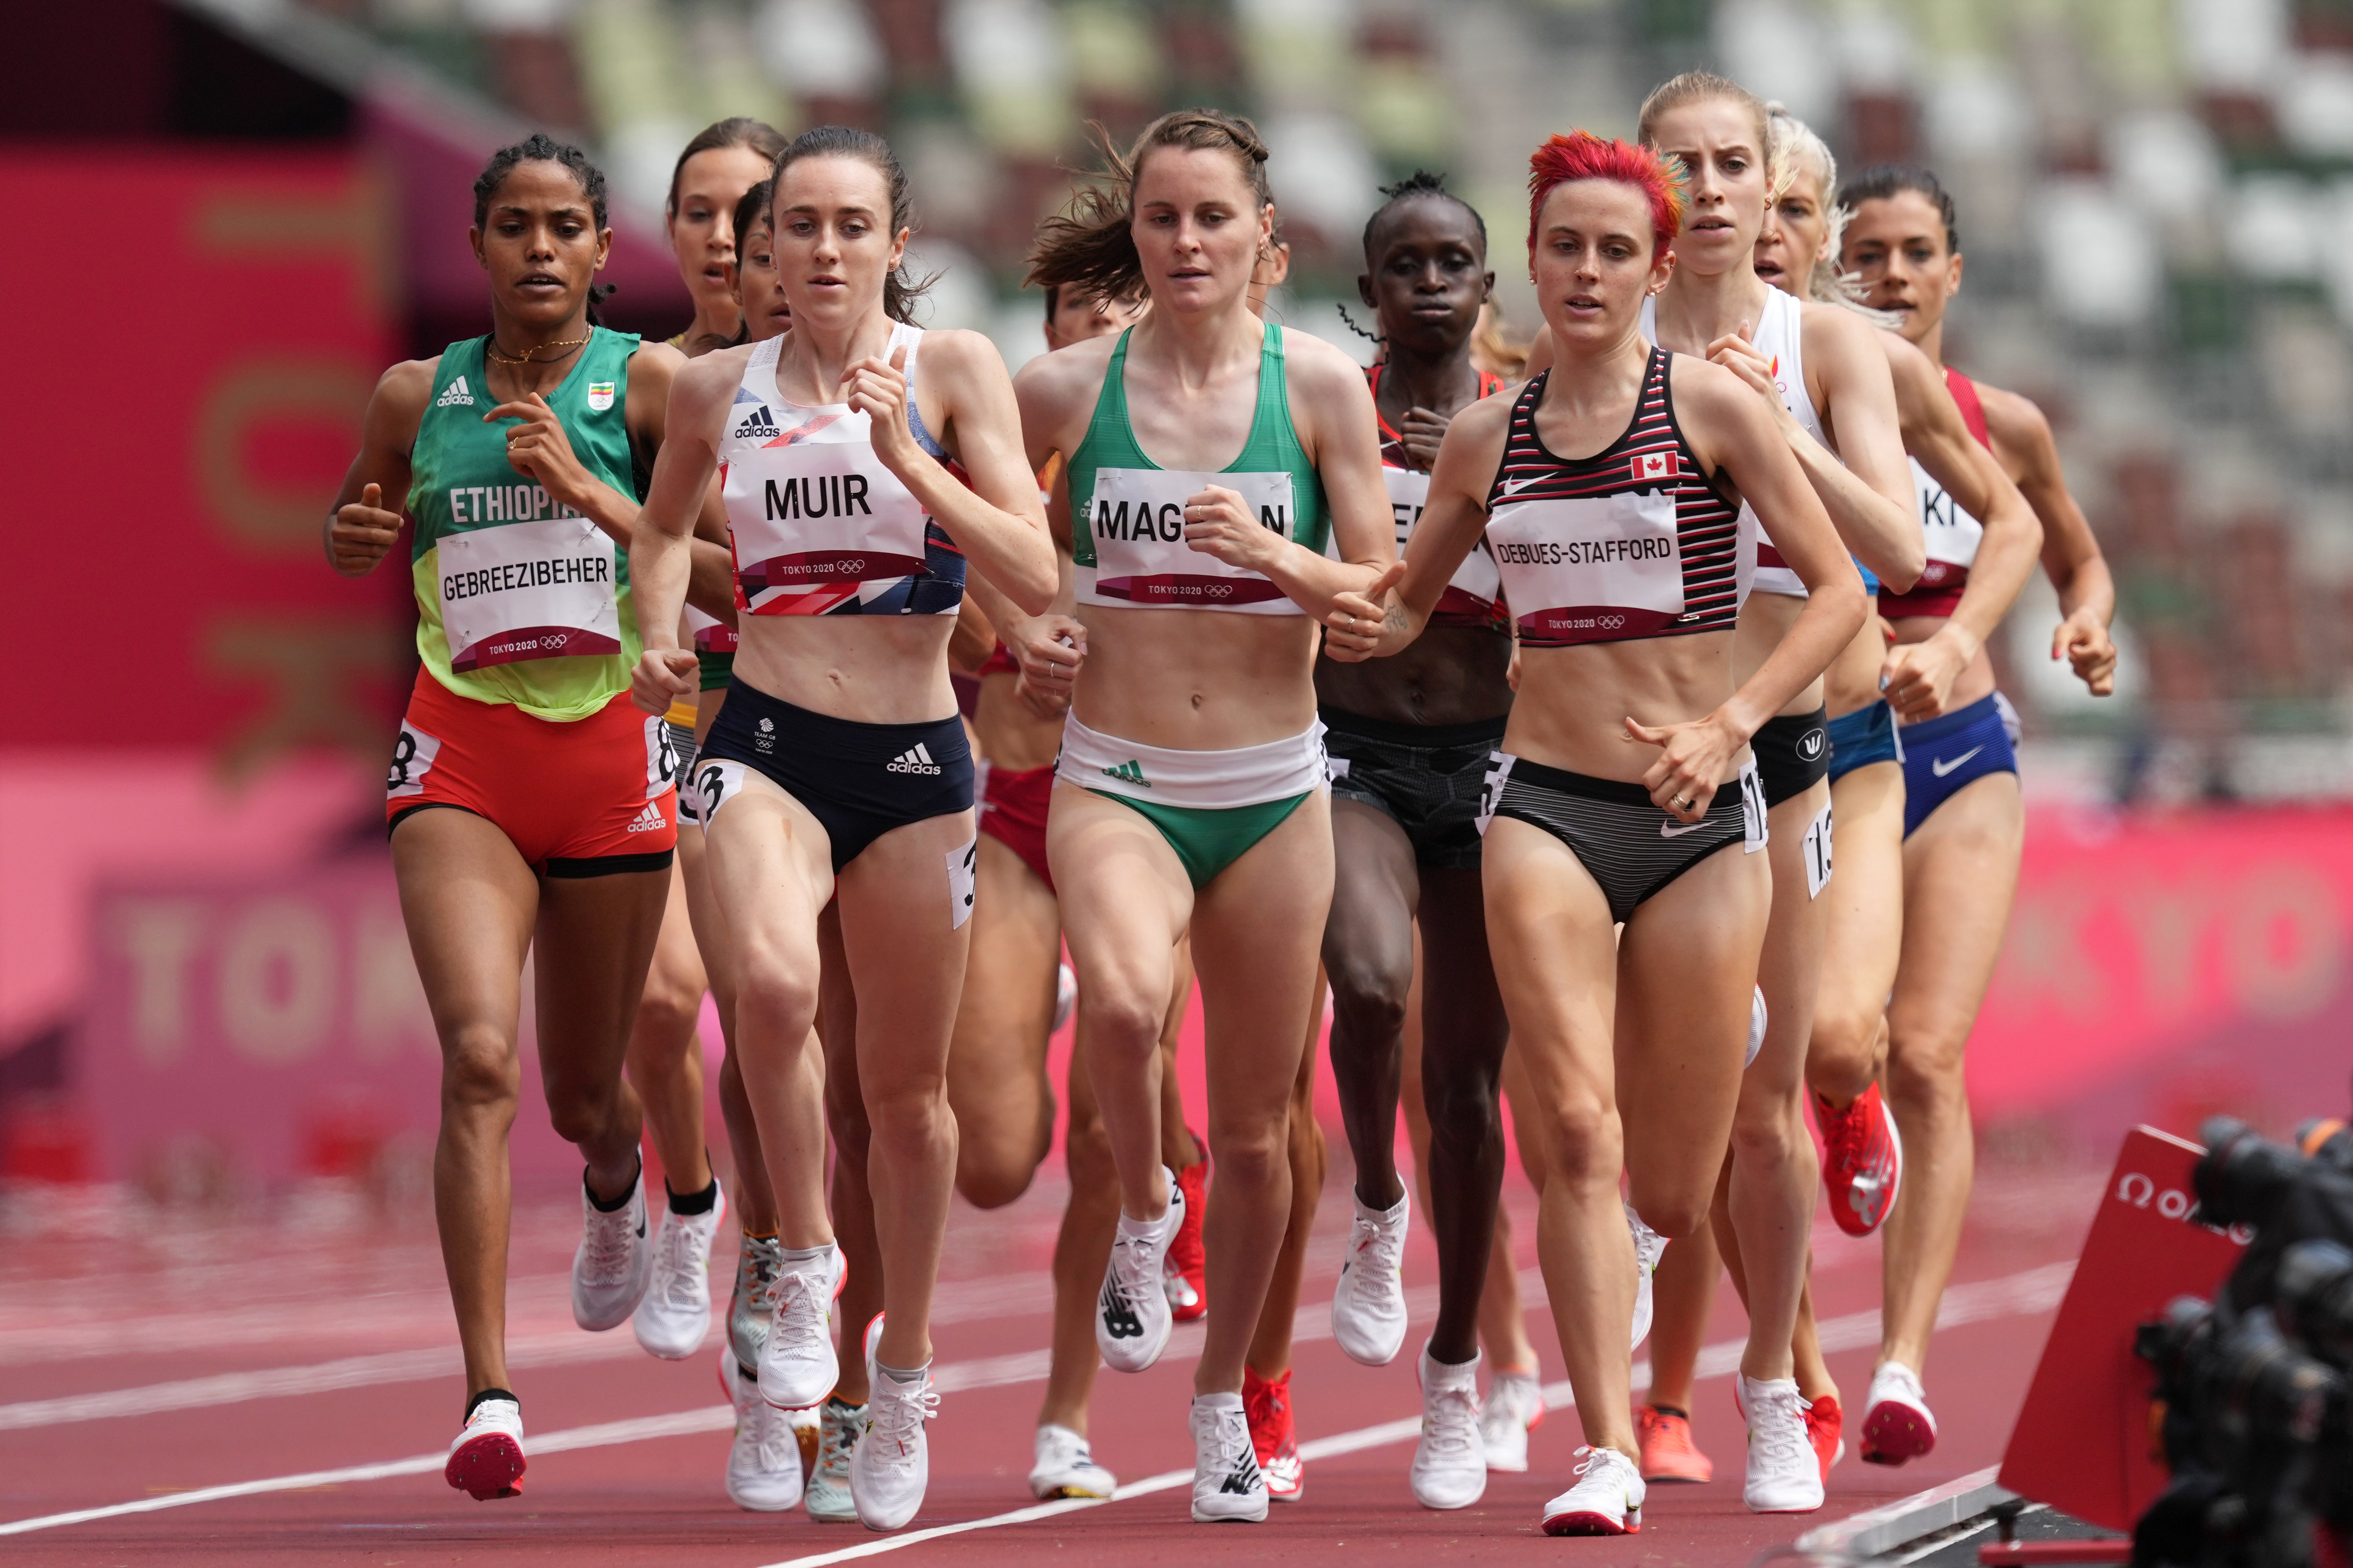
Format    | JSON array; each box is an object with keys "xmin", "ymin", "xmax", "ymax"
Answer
[{"xmin": 1056, "ymin": 715, "xmax": 1327, "ymax": 808}]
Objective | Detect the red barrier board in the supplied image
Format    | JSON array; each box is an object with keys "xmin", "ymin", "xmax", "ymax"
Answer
[{"xmin": 1998, "ymin": 1126, "xmax": 2250, "ymax": 1531}]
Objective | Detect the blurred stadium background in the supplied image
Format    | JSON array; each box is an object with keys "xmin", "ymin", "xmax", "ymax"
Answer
[{"xmin": 2, "ymin": 0, "xmax": 2350, "ymax": 1211}]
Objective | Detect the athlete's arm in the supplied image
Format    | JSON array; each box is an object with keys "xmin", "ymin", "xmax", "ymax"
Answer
[
  {"xmin": 627, "ymin": 352, "xmax": 734, "ymax": 714},
  {"xmin": 1710, "ymin": 307, "xmax": 1922, "ymax": 589},
  {"xmin": 1321, "ymin": 395, "xmax": 1512, "ymax": 661},
  {"xmin": 1184, "ymin": 334, "xmax": 1395, "ymax": 617},
  {"xmin": 965, "ymin": 463, "xmax": 1083, "ymax": 710},
  {"xmin": 1642, "ymin": 357, "xmax": 1866, "ymax": 816},
  {"xmin": 324, "ymin": 358, "xmax": 434, "ymax": 577},
  {"xmin": 849, "ymin": 329, "xmax": 1056, "ymax": 615},
  {"xmin": 1980, "ymin": 383, "xmax": 2117, "ymax": 696}
]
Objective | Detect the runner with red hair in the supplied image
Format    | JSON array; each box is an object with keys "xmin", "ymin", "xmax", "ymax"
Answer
[{"xmin": 1326, "ymin": 129, "xmax": 1863, "ymax": 1536}]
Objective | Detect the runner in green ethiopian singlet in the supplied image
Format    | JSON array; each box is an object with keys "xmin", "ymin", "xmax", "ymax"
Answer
[{"xmin": 1011, "ymin": 109, "xmax": 1393, "ymax": 1525}]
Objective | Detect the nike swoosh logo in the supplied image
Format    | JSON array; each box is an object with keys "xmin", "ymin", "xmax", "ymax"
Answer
[
  {"xmin": 1930, "ymin": 746, "xmax": 1984, "ymax": 778},
  {"xmin": 1660, "ymin": 819, "xmax": 1706, "ymax": 839}
]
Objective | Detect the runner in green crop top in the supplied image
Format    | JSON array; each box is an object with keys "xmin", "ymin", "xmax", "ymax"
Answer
[{"xmin": 1003, "ymin": 107, "xmax": 1393, "ymax": 1525}]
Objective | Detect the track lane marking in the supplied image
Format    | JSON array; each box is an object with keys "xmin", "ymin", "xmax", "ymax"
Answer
[{"xmin": 0, "ymin": 1260, "xmax": 2069, "ymax": 1542}]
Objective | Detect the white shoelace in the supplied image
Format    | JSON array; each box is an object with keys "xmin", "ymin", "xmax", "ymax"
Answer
[
  {"xmin": 867, "ymin": 1374, "xmax": 938, "ymax": 1458},
  {"xmin": 1106, "ymin": 1221, "xmax": 1161, "ymax": 1306},
  {"xmin": 1342, "ymin": 1211, "xmax": 1403, "ymax": 1305},
  {"xmin": 745, "ymin": 1397, "xmax": 796, "ymax": 1471},
  {"xmin": 1571, "ymin": 1445, "xmax": 1629, "ymax": 1487},
  {"xmin": 1202, "ymin": 1409, "xmax": 1256, "ymax": 1480},
  {"xmin": 770, "ymin": 1260, "xmax": 834, "ymax": 1353},
  {"xmin": 648, "ymin": 1215, "xmax": 709, "ymax": 1310},
  {"xmin": 1750, "ymin": 1388, "xmax": 1812, "ymax": 1471},
  {"xmin": 581, "ymin": 1202, "xmax": 639, "ymax": 1283},
  {"xmin": 1421, "ymin": 1380, "xmax": 1482, "ymax": 1459}
]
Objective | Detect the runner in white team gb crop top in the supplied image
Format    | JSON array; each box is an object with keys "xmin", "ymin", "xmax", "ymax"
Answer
[
  {"xmin": 1327, "ymin": 130, "xmax": 1863, "ymax": 1540},
  {"xmin": 628, "ymin": 125, "xmax": 1056, "ymax": 1534}
]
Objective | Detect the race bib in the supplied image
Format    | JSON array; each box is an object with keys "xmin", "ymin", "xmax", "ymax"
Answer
[
  {"xmin": 437, "ymin": 516, "xmax": 622, "ymax": 671},
  {"xmin": 1487, "ymin": 490, "xmax": 1684, "ymax": 646},
  {"xmin": 695, "ymin": 757, "xmax": 747, "ymax": 825},
  {"xmin": 1910, "ymin": 454, "xmax": 1983, "ymax": 584},
  {"xmin": 947, "ymin": 838, "xmax": 977, "ymax": 929},
  {"xmin": 1802, "ymin": 799, "xmax": 1833, "ymax": 898},
  {"xmin": 1080, "ymin": 468, "xmax": 1301, "ymax": 614},
  {"xmin": 1384, "ymin": 465, "xmax": 1501, "ymax": 625},
  {"xmin": 684, "ymin": 604, "xmax": 738, "ymax": 654},
  {"xmin": 727, "ymin": 440, "xmax": 930, "ymax": 614}
]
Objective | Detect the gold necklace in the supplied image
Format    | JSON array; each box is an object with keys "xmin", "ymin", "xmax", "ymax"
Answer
[{"xmin": 485, "ymin": 334, "xmax": 590, "ymax": 366}]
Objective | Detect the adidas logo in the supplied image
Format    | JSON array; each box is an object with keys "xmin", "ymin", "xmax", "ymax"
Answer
[
  {"xmin": 435, "ymin": 375, "xmax": 475, "ymax": 408},
  {"xmin": 626, "ymin": 801, "xmax": 667, "ymax": 833},
  {"xmin": 732, "ymin": 405, "xmax": 778, "ymax": 440},
  {"xmin": 888, "ymin": 743, "xmax": 943, "ymax": 776},
  {"xmin": 1101, "ymin": 759, "xmax": 1149, "ymax": 787}
]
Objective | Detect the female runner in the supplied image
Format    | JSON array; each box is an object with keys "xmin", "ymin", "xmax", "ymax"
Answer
[
  {"xmin": 1014, "ymin": 108, "xmax": 1393, "ymax": 1523},
  {"xmin": 1326, "ymin": 130, "xmax": 1864, "ymax": 1536},
  {"xmin": 326, "ymin": 135, "xmax": 737, "ymax": 1499},
  {"xmin": 1830, "ymin": 164, "xmax": 2113, "ymax": 1465},
  {"xmin": 1301, "ymin": 170, "xmax": 1517, "ymax": 1512},
  {"xmin": 629, "ymin": 124, "xmax": 1056, "ymax": 1532},
  {"xmin": 624, "ymin": 118, "xmax": 791, "ymax": 1375},
  {"xmin": 1630, "ymin": 101, "xmax": 2046, "ymax": 1493}
]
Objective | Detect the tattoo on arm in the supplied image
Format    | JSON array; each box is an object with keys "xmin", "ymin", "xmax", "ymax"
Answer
[{"xmin": 1384, "ymin": 599, "xmax": 1410, "ymax": 634}]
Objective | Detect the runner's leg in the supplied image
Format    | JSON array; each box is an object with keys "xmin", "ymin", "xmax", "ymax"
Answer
[
  {"xmin": 1245, "ymin": 988, "xmax": 1328, "ymax": 1383},
  {"xmin": 945, "ymin": 833, "xmax": 1060, "ymax": 1208},
  {"xmin": 1320, "ymin": 800, "xmax": 1417, "ymax": 1212},
  {"xmin": 820, "ymin": 910, "xmax": 877, "ymax": 1407},
  {"xmin": 1807, "ymin": 762, "xmax": 1905, "ymax": 1108},
  {"xmin": 624, "ymin": 862, "xmax": 714, "ymax": 1193},
  {"xmin": 1417, "ymin": 867, "xmax": 1512, "ymax": 1366}
]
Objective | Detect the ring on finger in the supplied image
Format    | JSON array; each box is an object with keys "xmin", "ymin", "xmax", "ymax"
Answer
[{"xmin": 1673, "ymin": 795, "xmax": 1694, "ymax": 810}]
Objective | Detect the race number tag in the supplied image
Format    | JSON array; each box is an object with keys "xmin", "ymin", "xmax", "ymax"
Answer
[
  {"xmin": 644, "ymin": 715, "xmax": 679, "ymax": 800},
  {"xmin": 1384, "ymin": 465, "xmax": 1501, "ymax": 623},
  {"xmin": 948, "ymin": 838, "xmax": 978, "ymax": 929},
  {"xmin": 1802, "ymin": 800, "xmax": 1833, "ymax": 898},
  {"xmin": 727, "ymin": 440, "xmax": 930, "ymax": 614},
  {"xmin": 695, "ymin": 758, "xmax": 748, "ymax": 826},
  {"xmin": 386, "ymin": 721, "xmax": 443, "ymax": 798},
  {"xmin": 1738, "ymin": 764, "xmax": 1769, "ymax": 854},
  {"xmin": 1486, "ymin": 489, "xmax": 1685, "ymax": 646},
  {"xmin": 438, "ymin": 516, "xmax": 622, "ymax": 670},
  {"xmin": 1080, "ymin": 467, "xmax": 1300, "ymax": 613}
]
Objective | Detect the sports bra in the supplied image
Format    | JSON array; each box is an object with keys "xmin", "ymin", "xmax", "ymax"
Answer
[
  {"xmin": 406, "ymin": 326, "xmax": 644, "ymax": 723},
  {"xmin": 1366, "ymin": 363, "xmax": 1509, "ymax": 633},
  {"xmin": 1482, "ymin": 347, "xmax": 1750, "ymax": 648},
  {"xmin": 1881, "ymin": 366, "xmax": 1989, "ymax": 620},
  {"xmin": 1067, "ymin": 323, "xmax": 1329, "ymax": 614},
  {"xmin": 718, "ymin": 321, "xmax": 967, "ymax": 618}
]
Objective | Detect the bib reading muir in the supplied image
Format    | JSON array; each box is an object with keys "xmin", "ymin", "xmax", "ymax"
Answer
[
  {"xmin": 406, "ymin": 328, "xmax": 645, "ymax": 720},
  {"xmin": 1068, "ymin": 322, "xmax": 1329, "ymax": 617}
]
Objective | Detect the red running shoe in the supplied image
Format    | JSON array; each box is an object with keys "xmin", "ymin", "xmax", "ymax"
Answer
[
  {"xmin": 1804, "ymin": 1393, "xmax": 1845, "ymax": 1483},
  {"xmin": 1244, "ymin": 1364, "xmax": 1303, "ymax": 1501},
  {"xmin": 1814, "ymin": 1083, "xmax": 1903, "ymax": 1236},
  {"xmin": 1636, "ymin": 1404, "xmax": 1712, "ymax": 1483},
  {"xmin": 1164, "ymin": 1139, "xmax": 1209, "ymax": 1323}
]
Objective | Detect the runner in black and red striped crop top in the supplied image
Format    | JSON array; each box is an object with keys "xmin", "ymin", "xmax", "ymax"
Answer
[{"xmin": 1326, "ymin": 130, "xmax": 1864, "ymax": 1542}]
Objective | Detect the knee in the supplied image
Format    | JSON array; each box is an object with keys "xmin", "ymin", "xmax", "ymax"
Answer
[
  {"xmin": 631, "ymin": 969, "xmax": 703, "ymax": 1055},
  {"xmin": 1634, "ymin": 1189, "xmax": 1715, "ymax": 1242},
  {"xmin": 734, "ymin": 960, "xmax": 818, "ymax": 1039},
  {"xmin": 956, "ymin": 1098, "xmax": 1049, "ymax": 1210},
  {"xmin": 440, "ymin": 1025, "xmax": 519, "ymax": 1115},
  {"xmin": 1809, "ymin": 997, "xmax": 1881, "ymax": 1081},
  {"xmin": 1079, "ymin": 987, "xmax": 1165, "ymax": 1065},
  {"xmin": 544, "ymin": 1072, "xmax": 624, "ymax": 1148},
  {"xmin": 1729, "ymin": 1091, "xmax": 1803, "ymax": 1167},
  {"xmin": 1208, "ymin": 1123, "xmax": 1288, "ymax": 1194},
  {"xmin": 1885, "ymin": 1027, "xmax": 1968, "ymax": 1109},
  {"xmin": 865, "ymin": 1067, "xmax": 953, "ymax": 1148},
  {"xmin": 1534, "ymin": 1094, "xmax": 1621, "ymax": 1195},
  {"xmin": 1326, "ymin": 959, "xmax": 1410, "ymax": 1053}
]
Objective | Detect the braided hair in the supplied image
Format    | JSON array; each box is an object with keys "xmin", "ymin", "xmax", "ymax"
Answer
[{"xmin": 472, "ymin": 133, "xmax": 619, "ymax": 320}]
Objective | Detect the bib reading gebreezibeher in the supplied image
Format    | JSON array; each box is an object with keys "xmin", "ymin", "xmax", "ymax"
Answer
[{"xmin": 406, "ymin": 328, "xmax": 645, "ymax": 721}]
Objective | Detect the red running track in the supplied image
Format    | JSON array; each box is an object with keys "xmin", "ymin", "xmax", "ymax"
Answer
[{"xmin": 0, "ymin": 1159, "xmax": 2100, "ymax": 1565}]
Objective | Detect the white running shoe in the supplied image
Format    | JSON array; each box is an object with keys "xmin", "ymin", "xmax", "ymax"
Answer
[
  {"xmin": 1541, "ymin": 1445, "xmax": 1645, "ymax": 1536},
  {"xmin": 1331, "ymin": 1187, "xmax": 1410, "ymax": 1366},
  {"xmin": 729, "ymin": 1231, "xmax": 783, "ymax": 1372},
  {"xmin": 1096, "ymin": 1172, "xmax": 1181, "ymax": 1372},
  {"xmin": 1737, "ymin": 1375, "xmax": 1824, "ymax": 1513},
  {"xmin": 1189, "ymin": 1392, "xmax": 1269, "ymax": 1523},
  {"xmin": 759, "ymin": 1243, "xmax": 847, "ymax": 1411},
  {"xmin": 634, "ymin": 1182, "xmax": 725, "ymax": 1359},
  {"xmin": 804, "ymin": 1394, "xmax": 862, "ymax": 1522},
  {"xmin": 1860, "ymin": 1360, "xmax": 1939, "ymax": 1466},
  {"xmin": 572, "ymin": 1167, "xmax": 655, "ymax": 1332},
  {"xmin": 722, "ymin": 1345, "xmax": 806, "ymax": 1511},
  {"xmin": 1053, "ymin": 963, "xmax": 1077, "ymax": 1033},
  {"xmin": 1479, "ymin": 1367, "xmax": 1547, "ymax": 1472},
  {"xmin": 851, "ymin": 1314, "xmax": 936, "ymax": 1531},
  {"xmin": 1746, "ymin": 985, "xmax": 1768, "ymax": 1069},
  {"xmin": 1627, "ymin": 1202, "xmax": 1667, "ymax": 1351},
  {"xmin": 445, "ymin": 1394, "xmax": 526, "ymax": 1500},
  {"xmin": 1029, "ymin": 1422, "xmax": 1117, "ymax": 1500},
  {"xmin": 1410, "ymin": 1345, "xmax": 1486, "ymax": 1510}
]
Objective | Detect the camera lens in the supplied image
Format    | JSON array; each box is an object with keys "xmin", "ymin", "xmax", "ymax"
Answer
[
  {"xmin": 2197, "ymin": 1118, "xmax": 2311, "ymax": 1230},
  {"xmin": 2203, "ymin": 1308, "xmax": 2342, "ymax": 1446},
  {"xmin": 2279, "ymin": 1240, "xmax": 2353, "ymax": 1367}
]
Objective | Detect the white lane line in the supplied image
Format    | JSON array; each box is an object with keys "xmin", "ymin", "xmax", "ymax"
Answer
[{"xmin": 0, "ymin": 1260, "xmax": 2069, "ymax": 1542}]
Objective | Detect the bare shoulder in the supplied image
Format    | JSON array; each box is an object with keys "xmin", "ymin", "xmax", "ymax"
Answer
[
  {"xmin": 376, "ymin": 356, "xmax": 440, "ymax": 416},
  {"xmin": 629, "ymin": 337, "xmax": 687, "ymax": 383},
  {"xmin": 1276, "ymin": 322, "xmax": 1371, "ymax": 385},
  {"xmin": 913, "ymin": 327, "xmax": 1008, "ymax": 379},
  {"xmin": 1876, "ymin": 327, "xmax": 1940, "ymax": 398},
  {"xmin": 1973, "ymin": 379, "xmax": 2053, "ymax": 452},
  {"xmin": 1013, "ymin": 331, "xmax": 1117, "ymax": 414},
  {"xmin": 1663, "ymin": 351, "xmax": 1757, "ymax": 422},
  {"xmin": 1801, "ymin": 302, "xmax": 1886, "ymax": 371},
  {"xmin": 1443, "ymin": 391, "xmax": 1515, "ymax": 445},
  {"xmin": 675, "ymin": 341, "xmax": 751, "ymax": 404}
]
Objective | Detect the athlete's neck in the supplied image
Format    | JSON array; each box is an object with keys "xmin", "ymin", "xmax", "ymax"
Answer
[
  {"xmin": 1375, "ymin": 339, "xmax": 1483, "ymax": 426},
  {"xmin": 1541, "ymin": 327, "xmax": 1651, "ymax": 421},
  {"xmin": 1650, "ymin": 264, "xmax": 1772, "ymax": 359},
  {"xmin": 1912, "ymin": 314, "xmax": 1947, "ymax": 369},
  {"xmin": 684, "ymin": 297, "xmax": 744, "ymax": 351},
  {"xmin": 485, "ymin": 305, "xmax": 595, "ymax": 395},
  {"xmin": 1133, "ymin": 300, "xmax": 1265, "ymax": 393},
  {"xmin": 772, "ymin": 303, "xmax": 896, "ymax": 406}
]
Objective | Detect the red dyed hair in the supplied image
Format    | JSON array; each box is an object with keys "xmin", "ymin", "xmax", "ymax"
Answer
[{"xmin": 1526, "ymin": 131, "xmax": 1686, "ymax": 260}]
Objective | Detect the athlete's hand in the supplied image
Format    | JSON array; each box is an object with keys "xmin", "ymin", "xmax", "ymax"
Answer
[
  {"xmin": 631, "ymin": 647, "xmax": 699, "ymax": 715},
  {"xmin": 1180, "ymin": 484, "xmax": 1281, "ymax": 574},
  {"xmin": 1707, "ymin": 324, "xmax": 1799, "ymax": 440},
  {"xmin": 1323, "ymin": 562, "xmax": 1407, "ymax": 662},
  {"xmin": 1880, "ymin": 628, "xmax": 1973, "ymax": 722},
  {"xmin": 845, "ymin": 345, "xmax": 918, "ymax": 473},
  {"xmin": 1399, "ymin": 407, "xmax": 1453, "ymax": 471},
  {"xmin": 487, "ymin": 395, "xmax": 593, "ymax": 508},
  {"xmin": 1007, "ymin": 613, "xmax": 1087, "ymax": 705},
  {"xmin": 1624, "ymin": 712, "xmax": 1742, "ymax": 822},
  {"xmin": 1013, "ymin": 670, "xmax": 1070, "ymax": 721},
  {"xmin": 327, "ymin": 482, "xmax": 403, "ymax": 575},
  {"xmin": 2053, "ymin": 607, "xmax": 2117, "ymax": 697}
]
